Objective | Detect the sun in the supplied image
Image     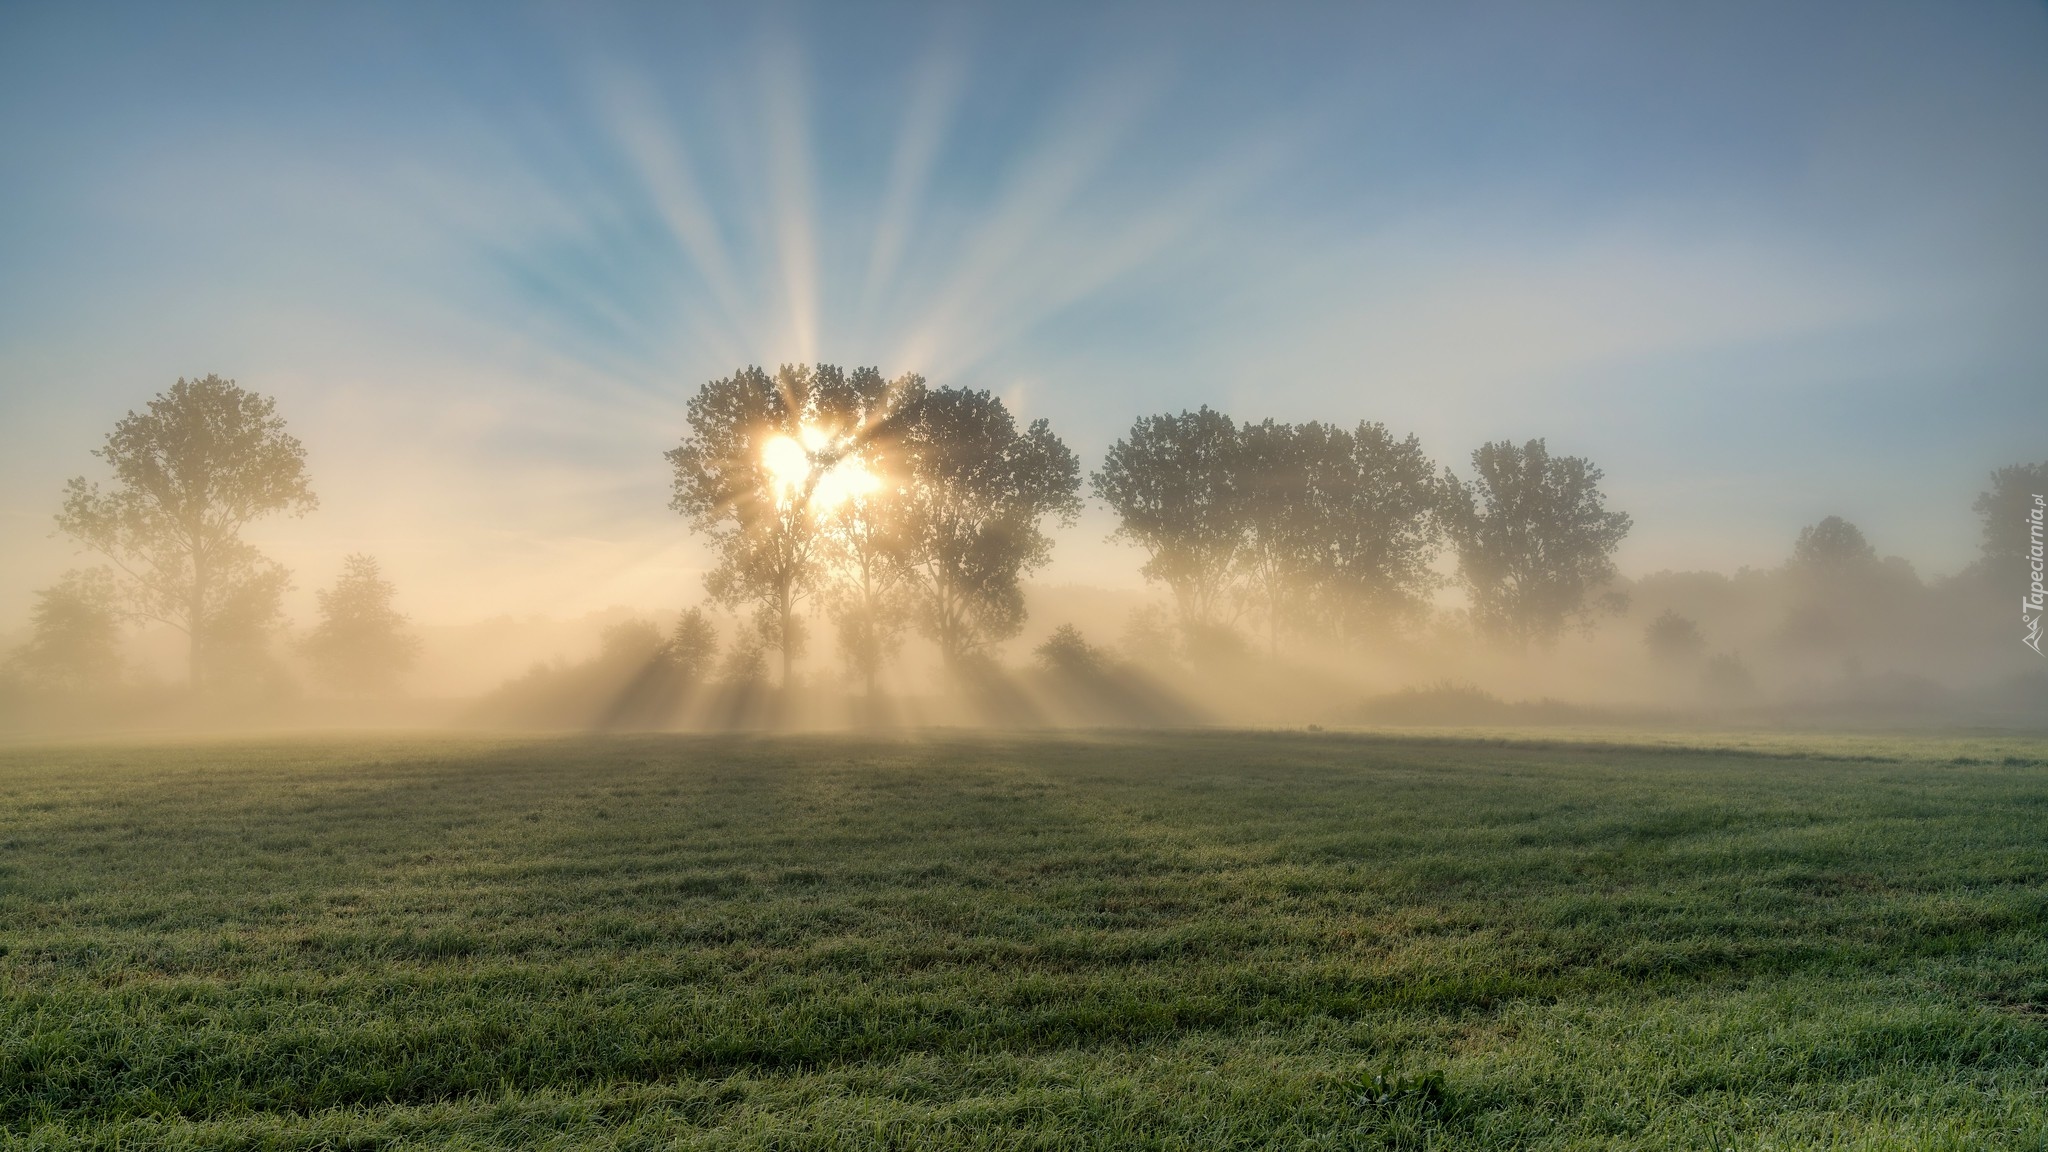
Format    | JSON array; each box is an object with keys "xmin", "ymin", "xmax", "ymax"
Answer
[
  {"xmin": 760, "ymin": 433, "xmax": 812, "ymax": 494},
  {"xmin": 760, "ymin": 426, "xmax": 879, "ymax": 511}
]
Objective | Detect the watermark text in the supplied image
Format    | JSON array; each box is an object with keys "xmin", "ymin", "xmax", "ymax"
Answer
[{"xmin": 2025, "ymin": 493, "xmax": 2044, "ymax": 656}]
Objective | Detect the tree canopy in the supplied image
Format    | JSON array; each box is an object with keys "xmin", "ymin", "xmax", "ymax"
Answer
[
  {"xmin": 1441, "ymin": 438, "xmax": 1631, "ymax": 646},
  {"xmin": 1972, "ymin": 461, "xmax": 2048, "ymax": 569},
  {"xmin": 1791, "ymin": 515, "xmax": 1878, "ymax": 575},
  {"xmin": 668, "ymin": 608, "xmax": 720, "ymax": 685},
  {"xmin": 892, "ymin": 386, "xmax": 1082, "ymax": 667},
  {"xmin": 1093, "ymin": 407, "xmax": 1245, "ymax": 632},
  {"xmin": 1298, "ymin": 421, "xmax": 1444, "ymax": 636}
]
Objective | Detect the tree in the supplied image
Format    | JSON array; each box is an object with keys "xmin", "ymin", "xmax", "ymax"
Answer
[
  {"xmin": 1972, "ymin": 461, "xmax": 2048, "ymax": 569},
  {"xmin": 6, "ymin": 569, "xmax": 125, "ymax": 690},
  {"xmin": 1790, "ymin": 515, "xmax": 1877, "ymax": 576},
  {"xmin": 1780, "ymin": 516, "xmax": 1920, "ymax": 666},
  {"xmin": 1122, "ymin": 416, "xmax": 1444, "ymax": 657},
  {"xmin": 1442, "ymin": 438, "xmax": 1632, "ymax": 646},
  {"xmin": 1093, "ymin": 407, "xmax": 1244, "ymax": 633},
  {"xmin": 1034, "ymin": 623, "xmax": 1106, "ymax": 677},
  {"xmin": 893, "ymin": 387, "xmax": 1082, "ymax": 668},
  {"xmin": 54, "ymin": 375, "xmax": 317, "ymax": 688},
  {"xmin": 300, "ymin": 554, "xmax": 420, "ymax": 696},
  {"xmin": 668, "ymin": 607, "xmax": 719, "ymax": 684},
  {"xmin": 1644, "ymin": 609, "xmax": 1706, "ymax": 666},
  {"xmin": 666, "ymin": 365, "xmax": 913, "ymax": 688},
  {"xmin": 1303, "ymin": 421, "xmax": 1444, "ymax": 637},
  {"xmin": 1233, "ymin": 419, "xmax": 1320, "ymax": 655}
]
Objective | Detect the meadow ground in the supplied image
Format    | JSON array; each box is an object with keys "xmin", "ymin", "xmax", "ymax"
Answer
[{"xmin": 3, "ymin": 728, "xmax": 2048, "ymax": 1150}]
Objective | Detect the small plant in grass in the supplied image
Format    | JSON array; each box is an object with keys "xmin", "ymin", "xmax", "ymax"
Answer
[
  {"xmin": 1350, "ymin": 1066, "xmax": 1454, "ymax": 1148},
  {"xmin": 1349, "ymin": 1066, "xmax": 1449, "ymax": 1116}
]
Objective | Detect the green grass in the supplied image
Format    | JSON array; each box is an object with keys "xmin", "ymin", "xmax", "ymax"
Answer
[{"xmin": 3, "ymin": 728, "xmax": 2047, "ymax": 1149}]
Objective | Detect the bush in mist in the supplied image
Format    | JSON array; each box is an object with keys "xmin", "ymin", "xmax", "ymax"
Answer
[
  {"xmin": 1356, "ymin": 680, "xmax": 1609, "ymax": 725},
  {"xmin": 1793, "ymin": 515, "xmax": 1877, "ymax": 572},
  {"xmin": 670, "ymin": 608, "xmax": 719, "ymax": 682},
  {"xmin": 1698, "ymin": 653, "xmax": 1756, "ymax": 703},
  {"xmin": 5, "ymin": 568, "xmax": 125, "ymax": 690},
  {"xmin": 1118, "ymin": 605, "xmax": 1181, "ymax": 668},
  {"xmin": 301, "ymin": 554, "xmax": 419, "ymax": 697},
  {"xmin": 1644, "ymin": 610, "xmax": 1706, "ymax": 667},
  {"xmin": 195, "ymin": 564, "xmax": 296, "ymax": 698},
  {"xmin": 717, "ymin": 635, "xmax": 767, "ymax": 685},
  {"xmin": 1017, "ymin": 622, "xmax": 1204, "ymax": 726},
  {"xmin": 475, "ymin": 613, "xmax": 721, "ymax": 730},
  {"xmin": 1615, "ymin": 484, "xmax": 2046, "ymax": 715},
  {"xmin": 1034, "ymin": 624, "xmax": 1106, "ymax": 676}
]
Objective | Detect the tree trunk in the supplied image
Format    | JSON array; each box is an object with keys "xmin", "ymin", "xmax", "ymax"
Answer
[
  {"xmin": 938, "ymin": 592, "xmax": 958, "ymax": 674},
  {"xmin": 1266, "ymin": 591, "xmax": 1279, "ymax": 659},
  {"xmin": 188, "ymin": 551, "xmax": 208, "ymax": 691},
  {"xmin": 858, "ymin": 565, "xmax": 878, "ymax": 703},
  {"xmin": 779, "ymin": 598, "xmax": 795, "ymax": 690}
]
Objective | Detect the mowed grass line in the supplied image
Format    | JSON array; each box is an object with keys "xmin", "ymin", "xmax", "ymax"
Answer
[{"xmin": 1, "ymin": 730, "xmax": 2046, "ymax": 1149}]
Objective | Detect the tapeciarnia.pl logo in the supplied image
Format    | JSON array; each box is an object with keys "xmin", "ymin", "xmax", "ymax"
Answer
[{"xmin": 2026, "ymin": 493, "xmax": 2045, "ymax": 656}]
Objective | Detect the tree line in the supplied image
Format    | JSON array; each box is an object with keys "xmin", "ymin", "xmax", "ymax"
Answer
[
  {"xmin": 8, "ymin": 369, "xmax": 2042, "ymax": 705},
  {"xmin": 669, "ymin": 367, "xmax": 1634, "ymax": 693},
  {"xmin": 1094, "ymin": 408, "xmax": 1633, "ymax": 654}
]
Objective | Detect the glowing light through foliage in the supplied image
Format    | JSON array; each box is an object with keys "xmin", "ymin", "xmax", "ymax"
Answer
[
  {"xmin": 759, "ymin": 426, "xmax": 883, "ymax": 511},
  {"xmin": 759, "ymin": 434, "xmax": 813, "ymax": 499}
]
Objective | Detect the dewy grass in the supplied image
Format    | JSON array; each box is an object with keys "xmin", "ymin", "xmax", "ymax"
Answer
[{"xmin": 2, "ymin": 729, "xmax": 2046, "ymax": 1149}]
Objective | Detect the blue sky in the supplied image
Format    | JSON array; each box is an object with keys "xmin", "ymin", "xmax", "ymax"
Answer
[{"xmin": 2, "ymin": 1, "xmax": 2045, "ymax": 623}]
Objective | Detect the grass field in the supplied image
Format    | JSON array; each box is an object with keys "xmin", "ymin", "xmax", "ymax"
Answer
[{"xmin": 4, "ymin": 728, "xmax": 2048, "ymax": 1149}]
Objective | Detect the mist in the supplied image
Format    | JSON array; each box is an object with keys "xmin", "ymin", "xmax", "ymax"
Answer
[
  {"xmin": 4, "ymin": 373, "xmax": 2042, "ymax": 737},
  {"xmin": 3, "ymin": 2, "xmax": 2046, "ymax": 737}
]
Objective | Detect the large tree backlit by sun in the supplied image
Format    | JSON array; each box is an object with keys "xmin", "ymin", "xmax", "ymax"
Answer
[
  {"xmin": 667, "ymin": 365, "xmax": 1080, "ymax": 692},
  {"xmin": 666, "ymin": 365, "xmax": 911, "ymax": 688}
]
